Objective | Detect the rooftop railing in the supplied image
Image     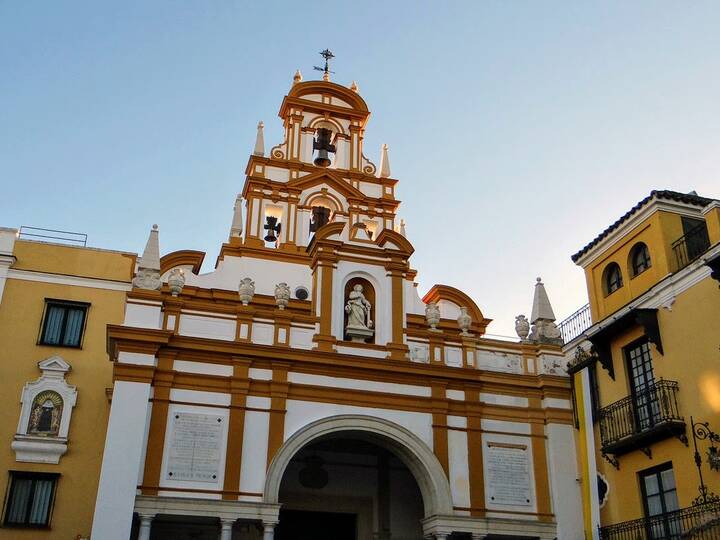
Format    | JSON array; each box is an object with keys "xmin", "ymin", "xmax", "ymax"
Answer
[
  {"xmin": 558, "ymin": 303, "xmax": 592, "ymax": 344},
  {"xmin": 18, "ymin": 226, "xmax": 87, "ymax": 247}
]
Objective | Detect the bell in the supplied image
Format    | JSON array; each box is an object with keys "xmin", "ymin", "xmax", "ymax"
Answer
[
  {"xmin": 310, "ymin": 206, "xmax": 331, "ymax": 232},
  {"xmin": 313, "ymin": 149, "xmax": 332, "ymax": 168},
  {"xmin": 263, "ymin": 216, "xmax": 281, "ymax": 243},
  {"xmin": 312, "ymin": 128, "xmax": 336, "ymax": 168},
  {"xmin": 263, "ymin": 231, "xmax": 277, "ymax": 243}
]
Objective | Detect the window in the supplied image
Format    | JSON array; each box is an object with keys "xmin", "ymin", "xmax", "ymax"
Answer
[
  {"xmin": 39, "ymin": 300, "xmax": 88, "ymax": 347},
  {"xmin": 3, "ymin": 471, "xmax": 58, "ymax": 528},
  {"xmin": 625, "ymin": 339, "xmax": 660, "ymax": 431},
  {"xmin": 640, "ymin": 463, "xmax": 681, "ymax": 538},
  {"xmin": 603, "ymin": 263, "xmax": 623, "ymax": 295},
  {"xmin": 630, "ymin": 243, "xmax": 652, "ymax": 276}
]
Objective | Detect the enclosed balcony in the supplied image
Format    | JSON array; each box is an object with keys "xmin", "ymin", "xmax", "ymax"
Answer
[
  {"xmin": 599, "ymin": 380, "xmax": 686, "ymax": 456},
  {"xmin": 672, "ymin": 222, "xmax": 711, "ymax": 272},
  {"xmin": 600, "ymin": 500, "xmax": 720, "ymax": 540}
]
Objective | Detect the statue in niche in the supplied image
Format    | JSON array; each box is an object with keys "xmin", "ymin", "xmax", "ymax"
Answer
[
  {"xmin": 27, "ymin": 391, "xmax": 63, "ymax": 437},
  {"xmin": 344, "ymin": 284, "xmax": 374, "ymax": 342}
]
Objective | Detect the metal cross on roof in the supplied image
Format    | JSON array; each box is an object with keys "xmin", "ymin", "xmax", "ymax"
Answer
[{"xmin": 314, "ymin": 49, "xmax": 335, "ymax": 79}]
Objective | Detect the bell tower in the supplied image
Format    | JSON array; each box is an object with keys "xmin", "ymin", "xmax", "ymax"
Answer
[{"xmin": 216, "ymin": 62, "xmax": 412, "ymax": 357}]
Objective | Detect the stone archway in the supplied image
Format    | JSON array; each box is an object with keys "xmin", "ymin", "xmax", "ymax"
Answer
[{"xmin": 263, "ymin": 415, "xmax": 453, "ymax": 518}]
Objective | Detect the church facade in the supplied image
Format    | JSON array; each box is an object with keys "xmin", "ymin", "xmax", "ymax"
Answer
[{"xmin": 90, "ymin": 73, "xmax": 582, "ymax": 540}]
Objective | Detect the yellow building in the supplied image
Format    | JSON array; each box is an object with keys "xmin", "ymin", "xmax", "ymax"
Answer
[
  {"xmin": 559, "ymin": 190, "xmax": 720, "ymax": 539},
  {"xmin": 0, "ymin": 227, "xmax": 134, "ymax": 538}
]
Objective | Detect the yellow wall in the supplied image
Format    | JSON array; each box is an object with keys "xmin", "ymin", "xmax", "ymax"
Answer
[
  {"xmin": 0, "ymin": 241, "xmax": 132, "ymax": 538},
  {"xmin": 590, "ymin": 276, "xmax": 720, "ymax": 526},
  {"xmin": 586, "ymin": 210, "xmax": 701, "ymax": 322}
]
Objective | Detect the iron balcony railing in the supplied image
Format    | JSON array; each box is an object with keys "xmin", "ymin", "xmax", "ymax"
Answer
[
  {"xmin": 600, "ymin": 500, "xmax": 720, "ymax": 540},
  {"xmin": 558, "ymin": 303, "xmax": 592, "ymax": 344},
  {"xmin": 672, "ymin": 224, "xmax": 710, "ymax": 272},
  {"xmin": 599, "ymin": 380, "xmax": 685, "ymax": 454}
]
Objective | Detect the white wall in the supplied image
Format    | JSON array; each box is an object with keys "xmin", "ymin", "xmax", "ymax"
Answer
[
  {"xmin": 546, "ymin": 423, "xmax": 584, "ymax": 539},
  {"xmin": 284, "ymin": 400, "xmax": 433, "ymax": 450},
  {"xmin": 91, "ymin": 381, "xmax": 151, "ymax": 540}
]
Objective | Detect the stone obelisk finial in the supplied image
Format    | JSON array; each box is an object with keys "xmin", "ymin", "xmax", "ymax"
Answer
[
  {"xmin": 254, "ymin": 121, "xmax": 265, "ymax": 157},
  {"xmin": 379, "ymin": 144, "xmax": 391, "ymax": 178}
]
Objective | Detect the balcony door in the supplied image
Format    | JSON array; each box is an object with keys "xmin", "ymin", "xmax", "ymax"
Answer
[
  {"xmin": 640, "ymin": 464, "xmax": 681, "ymax": 539},
  {"xmin": 625, "ymin": 339, "xmax": 660, "ymax": 431}
]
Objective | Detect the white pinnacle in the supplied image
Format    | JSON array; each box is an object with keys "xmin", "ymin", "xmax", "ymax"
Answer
[
  {"xmin": 138, "ymin": 224, "xmax": 160, "ymax": 271},
  {"xmin": 230, "ymin": 194, "xmax": 244, "ymax": 239},
  {"xmin": 379, "ymin": 143, "xmax": 391, "ymax": 178},
  {"xmin": 530, "ymin": 277, "xmax": 556, "ymax": 324},
  {"xmin": 254, "ymin": 121, "xmax": 265, "ymax": 157}
]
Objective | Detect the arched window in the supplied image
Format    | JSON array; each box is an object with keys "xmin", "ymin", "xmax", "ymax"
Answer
[
  {"xmin": 603, "ymin": 263, "xmax": 623, "ymax": 295},
  {"xmin": 629, "ymin": 243, "xmax": 651, "ymax": 276}
]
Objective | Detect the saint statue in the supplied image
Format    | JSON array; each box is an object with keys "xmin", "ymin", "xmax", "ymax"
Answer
[
  {"xmin": 345, "ymin": 284, "xmax": 373, "ymax": 329},
  {"xmin": 344, "ymin": 284, "xmax": 374, "ymax": 342}
]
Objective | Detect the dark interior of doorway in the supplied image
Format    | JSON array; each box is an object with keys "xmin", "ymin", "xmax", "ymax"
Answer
[{"xmin": 275, "ymin": 509, "xmax": 356, "ymax": 540}]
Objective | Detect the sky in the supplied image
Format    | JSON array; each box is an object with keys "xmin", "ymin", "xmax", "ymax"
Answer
[{"xmin": 2, "ymin": 2, "xmax": 720, "ymax": 337}]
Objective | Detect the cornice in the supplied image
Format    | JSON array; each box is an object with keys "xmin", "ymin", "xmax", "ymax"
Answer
[{"xmin": 107, "ymin": 327, "xmax": 570, "ymax": 394}]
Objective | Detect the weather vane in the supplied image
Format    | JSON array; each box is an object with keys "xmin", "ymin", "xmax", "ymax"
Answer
[{"xmin": 314, "ymin": 49, "xmax": 335, "ymax": 80}]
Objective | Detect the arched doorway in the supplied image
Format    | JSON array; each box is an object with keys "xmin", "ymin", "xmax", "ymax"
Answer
[{"xmin": 264, "ymin": 416, "xmax": 453, "ymax": 540}]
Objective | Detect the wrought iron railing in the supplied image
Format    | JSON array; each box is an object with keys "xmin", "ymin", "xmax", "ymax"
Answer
[
  {"xmin": 18, "ymin": 226, "xmax": 87, "ymax": 247},
  {"xmin": 558, "ymin": 303, "xmax": 592, "ymax": 344},
  {"xmin": 599, "ymin": 380, "xmax": 684, "ymax": 451},
  {"xmin": 600, "ymin": 500, "xmax": 720, "ymax": 539},
  {"xmin": 672, "ymin": 224, "xmax": 710, "ymax": 272}
]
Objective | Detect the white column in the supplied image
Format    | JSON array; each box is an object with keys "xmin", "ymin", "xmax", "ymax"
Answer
[
  {"xmin": 435, "ymin": 534, "xmax": 448, "ymax": 540},
  {"xmin": 220, "ymin": 518, "xmax": 235, "ymax": 540},
  {"xmin": 91, "ymin": 380, "xmax": 152, "ymax": 540},
  {"xmin": 137, "ymin": 513, "xmax": 155, "ymax": 540},
  {"xmin": 262, "ymin": 521, "xmax": 277, "ymax": 540}
]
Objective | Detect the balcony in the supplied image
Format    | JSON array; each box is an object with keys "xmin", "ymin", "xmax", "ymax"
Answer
[
  {"xmin": 558, "ymin": 303, "xmax": 592, "ymax": 344},
  {"xmin": 672, "ymin": 224, "xmax": 710, "ymax": 272},
  {"xmin": 599, "ymin": 380, "xmax": 686, "ymax": 456},
  {"xmin": 600, "ymin": 501, "xmax": 720, "ymax": 540}
]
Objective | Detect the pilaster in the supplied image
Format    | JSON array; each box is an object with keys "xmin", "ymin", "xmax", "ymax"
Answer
[
  {"xmin": 529, "ymin": 396, "xmax": 553, "ymax": 522},
  {"xmin": 465, "ymin": 389, "xmax": 486, "ymax": 517},
  {"xmin": 431, "ymin": 381, "xmax": 450, "ymax": 476},
  {"xmin": 141, "ymin": 350, "xmax": 176, "ymax": 495},
  {"xmin": 386, "ymin": 260, "xmax": 409, "ymax": 360},
  {"xmin": 235, "ymin": 306, "xmax": 255, "ymax": 342},
  {"xmin": 223, "ymin": 359, "xmax": 250, "ymax": 500},
  {"xmin": 267, "ymin": 363, "xmax": 290, "ymax": 468}
]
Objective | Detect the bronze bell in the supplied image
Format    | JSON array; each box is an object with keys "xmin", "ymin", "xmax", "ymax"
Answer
[
  {"xmin": 263, "ymin": 216, "xmax": 281, "ymax": 243},
  {"xmin": 313, "ymin": 128, "xmax": 336, "ymax": 168}
]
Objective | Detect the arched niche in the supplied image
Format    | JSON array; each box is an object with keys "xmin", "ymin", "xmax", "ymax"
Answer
[
  {"xmin": 27, "ymin": 390, "xmax": 63, "ymax": 437},
  {"xmin": 343, "ymin": 277, "xmax": 376, "ymax": 343}
]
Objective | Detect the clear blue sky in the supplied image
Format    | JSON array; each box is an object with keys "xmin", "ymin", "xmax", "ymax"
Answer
[{"xmin": 2, "ymin": 2, "xmax": 719, "ymax": 336}]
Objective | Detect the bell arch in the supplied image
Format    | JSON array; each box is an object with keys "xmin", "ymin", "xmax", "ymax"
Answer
[{"xmin": 263, "ymin": 414, "xmax": 453, "ymax": 518}]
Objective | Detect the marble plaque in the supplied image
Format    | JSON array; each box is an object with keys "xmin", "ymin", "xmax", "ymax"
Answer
[
  {"xmin": 486, "ymin": 443, "xmax": 531, "ymax": 506},
  {"xmin": 166, "ymin": 412, "xmax": 223, "ymax": 483}
]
